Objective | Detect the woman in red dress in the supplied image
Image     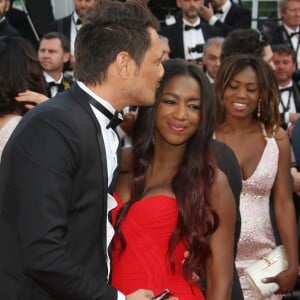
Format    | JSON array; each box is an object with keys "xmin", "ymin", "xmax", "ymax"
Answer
[{"xmin": 111, "ymin": 59, "xmax": 236, "ymax": 300}]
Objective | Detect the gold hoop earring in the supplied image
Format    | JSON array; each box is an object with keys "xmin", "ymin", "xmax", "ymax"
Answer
[{"xmin": 257, "ymin": 99, "xmax": 261, "ymax": 118}]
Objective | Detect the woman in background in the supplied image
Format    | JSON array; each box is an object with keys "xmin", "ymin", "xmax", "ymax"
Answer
[
  {"xmin": 214, "ymin": 54, "xmax": 298, "ymax": 299},
  {"xmin": 221, "ymin": 28, "xmax": 275, "ymax": 69}
]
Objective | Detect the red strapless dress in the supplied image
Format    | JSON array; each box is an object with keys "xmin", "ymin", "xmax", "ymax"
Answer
[{"xmin": 111, "ymin": 194, "xmax": 205, "ymax": 300}]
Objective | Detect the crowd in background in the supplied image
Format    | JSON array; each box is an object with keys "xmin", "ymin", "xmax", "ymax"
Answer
[{"xmin": 0, "ymin": 0, "xmax": 300, "ymax": 299}]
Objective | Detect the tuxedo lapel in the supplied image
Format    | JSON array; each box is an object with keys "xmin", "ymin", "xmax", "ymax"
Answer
[
  {"xmin": 70, "ymin": 83, "xmax": 109, "ymax": 257},
  {"xmin": 292, "ymin": 83, "xmax": 300, "ymax": 112},
  {"xmin": 178, "ymin": 24, "xmax": 185, "ymax": 58}
]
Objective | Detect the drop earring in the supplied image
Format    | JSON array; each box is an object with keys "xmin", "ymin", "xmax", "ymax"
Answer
[{"xmin": 257, "ymin": 99, "xmax": 261, "ymax": 118}]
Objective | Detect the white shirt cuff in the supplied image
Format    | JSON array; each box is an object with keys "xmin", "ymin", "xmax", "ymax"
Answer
[
  {"xmin": 118, "ymin": 291, "xmax": 126, "ymax": 300},
  {"xmin": 209, "ymin": 16, "xmax": 218, "ymax": 25}
]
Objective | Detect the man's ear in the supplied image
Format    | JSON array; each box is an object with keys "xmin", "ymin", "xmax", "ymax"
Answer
[
  {"xmin": 5, "ymin": 1, "xmax": 11, "ymax": 13},
  {"xmin": 115, "ymin": 51, "xmax": 135, "ymax": 79},
  {"xmin": 63, "ymin": 52, "xmax": 71, "ymax": 64}
]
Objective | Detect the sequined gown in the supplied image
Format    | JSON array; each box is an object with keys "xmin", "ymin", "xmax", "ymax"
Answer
[
  {"xmin": 235, "ymin": 127, "xmax": 282, "ymax": 300},
  {"xmin": 111, "ymin": 194, "xmax": 205, "ymax": 300}
]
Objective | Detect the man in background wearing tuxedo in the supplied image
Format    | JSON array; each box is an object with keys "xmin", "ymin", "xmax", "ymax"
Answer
[
  {"xmin": 198, "ymin": 0, "xmax": 251, "ymax": 36},
  {"xmin": 51, "ymin": 0, "xmax": 96, "ymax": 69},
  {"xmin": 0, "ymin": 1, "xmax": 164, "ymax": 299},
  {"xmin": 273, "ymin": 45, "xmax": 300, "ymax": 129},
  {"xmin": 270, "ymin": 0, "xmax": 300, "ymax": 68},
  {"xmin": 38, "ymin": 32, "xmax": 73, "ymax": 98},
  {"xmin": 160, "ymin": 0, "xmax": 221, "ymax": 64}
]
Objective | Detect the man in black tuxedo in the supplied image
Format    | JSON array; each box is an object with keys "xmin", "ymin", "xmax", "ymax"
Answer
[
  {"xmin": 51, "ymin": 0, "xmax": 96, "ymax": 69},
  {"xmin": 198, "ymin": 0, "xmax": 251, "ymax": 37},
  {"xmin": 38, "ymin": 32, "xmax": 73, "ymax": 98},
  {"xmin": 0, "ymin": 1, "xmax": 164, "ymax": 300},
  {"xmin": 0, "ymin": 0, "xmax": 19, "ymax": 37},
  {"xmin": 160, "ymin": 0, "xmax": 222, "ymax": 64},
  {"xmin": 269, "ymin": 0, "xmax": 300, "ymax": 68},
  {"xmin": 273, "ymin": 45, "xmax": 300, "ymax": 129}
]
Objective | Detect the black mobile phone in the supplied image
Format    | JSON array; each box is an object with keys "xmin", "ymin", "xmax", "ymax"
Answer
[{"xmin": 152, "ymin": 289, "xmax": 171, "ymax": 300}]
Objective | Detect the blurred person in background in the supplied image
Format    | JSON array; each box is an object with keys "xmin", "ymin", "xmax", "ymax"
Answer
[
  {"xmin": 0, "ymin": 35, "xmax": 46, "ymax": 156},
  {"xmin": 202, "ymin": 36, "xmax": 224, "ymax": 84}
]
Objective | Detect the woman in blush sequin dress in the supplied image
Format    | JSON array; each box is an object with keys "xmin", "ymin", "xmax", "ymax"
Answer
[
  {"xmin": 214, "ymin": 54, "xmax": 299, "ymax": 299},
  {"xmin": 111, "ymin": 59, "xmax": 236, "ymax": 300}
]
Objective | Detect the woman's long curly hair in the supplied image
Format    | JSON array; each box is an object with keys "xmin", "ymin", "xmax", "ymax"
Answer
[
  {"xmin": 0, "ymin": 36, "xmax": 46, "ymax": 116},
  {"xmin": 115, "ymin": 59, "xmax": 219, "ymax": 284}
]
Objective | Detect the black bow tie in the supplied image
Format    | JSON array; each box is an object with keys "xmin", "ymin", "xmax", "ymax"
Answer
[
  {"xmin": 214, "ymin": 9, "xmax": 224, "ymax": 14},
  {"xmin": 76, "ymin": 18, "xmax": 82, "ymax": 25},
  {"xmin": 279, "ymin": 86, "xmax": 293, "ymax": 93},
  {"xmin": 290, "ymin": 31, "xmax": 300, "ymax": 37},
  {"xmin": 184, "ymin": 24, "xmax": 201, "ymax": 31},
  {"xmin": 48, "ymin": 81, "xmax": 64, "ymax": 92},
  {"xmin": 88, "ymin": 97, "xmax": 123, "ymax": 130}
]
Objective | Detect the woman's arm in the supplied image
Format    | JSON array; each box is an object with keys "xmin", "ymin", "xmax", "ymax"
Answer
[
  {"xmin": 206, "ymin": 170, "xmax": 236, "ymax": 300},
  {"xmin": 265, "ymin": 128, "xmax": 299, "ymax": 294}
]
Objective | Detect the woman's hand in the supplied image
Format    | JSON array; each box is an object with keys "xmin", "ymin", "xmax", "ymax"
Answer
[
  {"xmin": 263, "ymin": 268, "xmax": 299, "ymax": 295},
  {"xmin": 15, "ymin": 90, "xmax": 49, "ymax": 109}
]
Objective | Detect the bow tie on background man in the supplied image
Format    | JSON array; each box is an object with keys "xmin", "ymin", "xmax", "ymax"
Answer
[
  {"xmin": 279, "ymin": 86, "xmax": 293, "ymax": 93},
  {"xmin": 48, "ymin": 81, "xmax": 65, "ymax": 92},
  {"xmin": 290, "ymin": 31, "xmax": 300, "ymax": 37},
  {"xmin": 184, "ymin": 24, "xmax": 201, "ymax": 31},
  {"xmin": 76, "ymin": 18, "xmax": 82, "ymax": 25},
  {"xmin": 214, "ymin": 8, "xmax": 224, "ymax": 14}
]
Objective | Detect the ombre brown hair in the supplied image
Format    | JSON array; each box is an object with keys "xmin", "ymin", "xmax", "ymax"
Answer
[{"xmin": 115, "ymin": 59, "xmax": 218, "ymax": 285}]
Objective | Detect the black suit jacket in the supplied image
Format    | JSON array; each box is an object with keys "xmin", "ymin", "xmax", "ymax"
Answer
[
  {"xmin": 0, "ymin": 18, "xmax": 20, "ymax": 37},
  {"xmin": 51, "ymin": 14, "xmax": 72, "ymax": 44},
  {"xmin": 0, "ymin": 83, "xmax": 118, "ymax": 300},
  {"xmin": 212, "ymin": 3, "xmax": 251, "ymax": 36},
  {"xmin": 160, "ymin": 18, "xmax": 222, "ymax": 59},
  {"xmin": 279, "ymin": 82, "xmax": 300, "ymax": 129},
  {"xmin": 292, "ymin": 82, "xmax": 300, "ymax": 112},
  {"xmin": 270, "ymin": 25, "xmax": 292, "ymax": 48}
]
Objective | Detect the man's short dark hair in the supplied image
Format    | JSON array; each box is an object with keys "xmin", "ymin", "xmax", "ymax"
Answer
[
  {"xmin": 272, "ymin": 44, "xmax": 297, "ymax": 64},
  {"xmin": 74, "ymin": 0, "xmax": 159, "ymax": 85},
  {"xmin": 40, "ymin": 32, "xmax": 70, "ymax": 53}
]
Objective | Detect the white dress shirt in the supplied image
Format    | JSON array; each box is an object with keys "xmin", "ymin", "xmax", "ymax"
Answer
[
  {"xmin": 44, "ymin": 72, "xmax": 64, "ymax": 98},
  {"xmin": 183, "ymin": 18, "xmax": 205, "ymax": 60},
  {"xmin": 77, "ymin": 81, "xmax": 125, "ymax": 300},
  {"xmin": 209, "ymin": 0, "xmax": 232, "ymax": 25},
  {"xmin": 283, "ymin": 24, "xmax": 300, "ymax": 68},
  {"xmin": 70, "ymin": 12, "xmax": 82, "ymax": 57}
]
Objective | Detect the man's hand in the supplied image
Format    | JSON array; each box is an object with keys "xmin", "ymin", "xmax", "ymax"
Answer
[
  {"xmin": 126, "ymin": 289, "xmax": 179, "ymax": 300},
  {"xmin": 126, "ymin": 289, "xmax": 154, "ymax": 300},
  {"xmin": 291, "ymin": 167, "xmax": 300, "ymax": 196},
  {"xmin": 199, "ymin": 2, "xmax": 214, "ymax": 21}
]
